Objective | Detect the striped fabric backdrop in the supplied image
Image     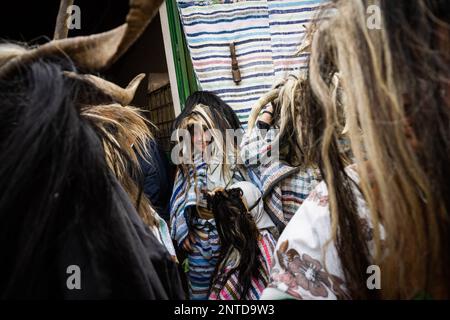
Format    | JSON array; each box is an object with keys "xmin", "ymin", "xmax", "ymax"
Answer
[
  {"xmin": 176, "ymin": 0, "xmax": 326, "ymax": 127},
  {"xmin": 268, "ymin": 0, "xmax": 324, "ymax": 77}
]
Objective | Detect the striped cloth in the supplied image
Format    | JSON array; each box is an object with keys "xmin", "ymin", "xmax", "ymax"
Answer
[
  {"xmin": 188, "ymin": 217, "xmax": 220, "ymax": 300},
  {"xmin": 177, "ymin": 0, "xmax": 326, "ymax": 127},
  {"xmin": 208, "ymin": 230, "xmax": 276, "ymax": 300},
  {"xmin": 170, "ymin": 162, "xmax": 246, "ymax": 245},
  {"xmin": 169, "ymin": 162, "xmax": 246, "ymax": 299},
  {"xmin": 268, "ymin": 0, "xmax": 325, "ymax": 77},
  {"xmin": 170, "ymin": 162, "xmax": 207, "ymax": 246},
  {"xmin": 240, "ymin": 126, "xmax": 322, "ymax": 228}
]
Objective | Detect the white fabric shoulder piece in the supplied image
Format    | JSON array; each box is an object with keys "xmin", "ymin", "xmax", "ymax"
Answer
[{"xmin": 261, "ymin": 168, "xmax": 375, "ymax": 300}]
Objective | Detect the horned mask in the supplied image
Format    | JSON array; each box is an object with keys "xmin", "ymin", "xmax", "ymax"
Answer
[{"xmin": 0, "ymin": 0, "xmax": 164, "ymax": 105}]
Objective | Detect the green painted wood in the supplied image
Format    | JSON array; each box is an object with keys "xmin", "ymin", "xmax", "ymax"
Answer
[{"xmin": 165, "ymin": 0, "xmax": 198, "ymax": 109}]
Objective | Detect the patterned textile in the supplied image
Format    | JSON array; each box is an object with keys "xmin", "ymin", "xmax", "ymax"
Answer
[
  {"xmin": 261, "ymin": 167, "xmax": 385, "ymax": 300},
  {"xmin": 170, "ymin": 162, "xmax": 208, "ymax": 246},
  {"xmin": 188, "ymin": 217, "xmax": 221, "ymax": 300},
  {"xmin": 170, "ymin": 162, "xmax": 247, "ymax": 299},
  {"xmin": 208, "ymin": 230, "xmax": 276, "ymax": 300},
  {"xmin": 170, "ymin": 163, "xmax": 246, "ymax": 245},
  {"xmin": 177, "ymin": 0, "xmax": 326, "ymax": 127},
  {"xmin": 240, "ymin": 126, "xmax": 321, "ymax": 228}
]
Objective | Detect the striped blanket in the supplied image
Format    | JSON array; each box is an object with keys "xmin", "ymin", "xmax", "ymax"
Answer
[
  {"xmin": 169, "ymin": 162, "xmax": 247, "ymax": 299},
  {"xmin": 170, "ymin": 162, "xmax": 208, "ymax": 246},
  {"xmin": 188, "ymin": 217, "xmax": 221, "ymax": 300},
  {"xmin": 240, "ymin": 126, "xmax": 322, "ymax": 228},
  {"xmin": 208, "ymin": 230, "xmax": 276, "ymax": 300},
  {"xmin": 177, "ymin": 0, "xmax": 326, "ymax": 127}
]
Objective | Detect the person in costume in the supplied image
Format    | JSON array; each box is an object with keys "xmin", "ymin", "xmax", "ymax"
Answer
[
  {"xmin": 0, "ymin": 0, "xmax": 184, "ymax": 299},
  {"xmin": 263, "ymin": 0, "xmax": 450, "ymax": 300},
  {"xmin": 170, "ymin": 91, "xmax": 249, "ymax": 300}
]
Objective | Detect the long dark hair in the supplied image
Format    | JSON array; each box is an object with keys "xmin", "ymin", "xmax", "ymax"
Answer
[
  {"xmin": 0, "ymin": 58, "xmax": 181, "ymax": 298},
  {"xmin": 207, "ymin": 188, "xmax": 261, "ymax": 299}
]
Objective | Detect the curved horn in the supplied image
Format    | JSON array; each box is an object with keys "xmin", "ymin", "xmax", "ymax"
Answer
[
  {"xmin": 54, "ymin": 0, "xmax": 75, "ymax": 40},
  {"xmin": 247, "ymin": 89, "xmax": 279, "ymax": 131},
  {"xmin": 0, "ymin": 0, "xmax": 163, "ymax": 78},
  {"xmin": 64, "ymin": 72, "xmax": 146, "ymax": 105},
  {"xmin": 0, "ymin": 25, "xmax": 127, "ymax": 79},
  {"xmin": 109, "ymin": 0, "xmax": 164, "ymax": 66}
]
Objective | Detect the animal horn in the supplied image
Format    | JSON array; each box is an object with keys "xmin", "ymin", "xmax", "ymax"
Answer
[
  {"xmin": 109, "ymin": 0, "xmax": 164, "ymax": 66},
  {"xmin": 0, "ymin": 24, "xmax": 127, "ymax": 79},
  {"xmin": 54, "ymin": 0, "xmax": 75, "ymax": 40},
  {"xmin": 247, "ymin": 89, "xmax": 279, "ymax": 131},
  {"xmin": 0, "ymin": 0, "xmax": 164, "ymax": 78},
  {"xmin": 64, "ymin": 72, "xmax": 146, "ymax": 105}
]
